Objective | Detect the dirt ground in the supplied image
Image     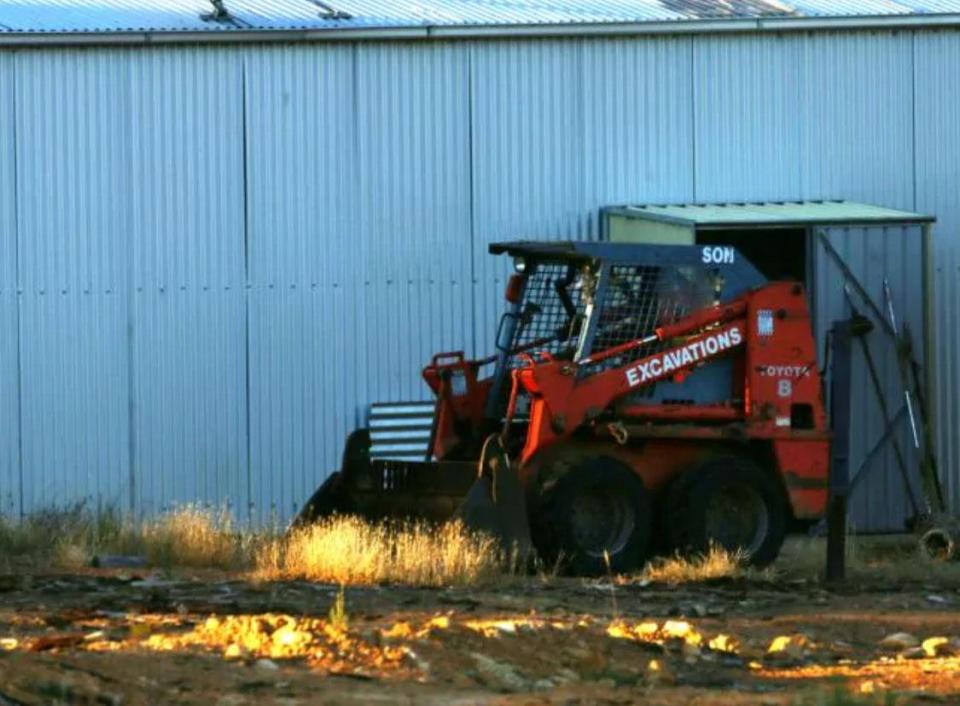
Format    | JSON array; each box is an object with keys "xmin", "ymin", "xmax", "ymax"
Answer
[{"xmin": 2, "ymin": 547, "xmax": 960, "ymax": 706}]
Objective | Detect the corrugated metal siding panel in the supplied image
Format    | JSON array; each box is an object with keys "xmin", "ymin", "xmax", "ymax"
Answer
[
  {"xmin": 582, "ymin": 37, "xmax": 694, "ymax": 210},
  {"xmin": 0, "ymin": 53, "xmax": 19, "ymax": 517},
  {"xmin": 19, "ymin": 293, "xmax": 130, "ymax": 514},
  {"xmin": 694, "ymin": 35, "xmax": 803, "ymax": 202},
  {"xmin": 244, "ymin": 44, "xmax": 358, "ymax": 522},
  {"xmin": 814, "ymin": 225, "xmax": 927, "ymax": 532},
  {"xmin": 16, "ymin": 50, "xmax": 131, "ymax": 294},
  {"xmin": 800, "ymin": 32, "xmax": 915, "ymax": 210},
  {"xmin": 14, "ymin": 47, "xmax": 249, "ymax": 517},
  {"xmin": 128, "ymin": 48, "xmax": 248, "ymax": 516},
  {"xmin": 244, "ymin": 43, "xmax": 473, "ymax": 522},
  {"xmin": 15, "ymin": 50, "xmax": 132, "ymax": 514},
  {"xmin": 915, "ymin": 30, "xmax": 960, "ymax": 514}
]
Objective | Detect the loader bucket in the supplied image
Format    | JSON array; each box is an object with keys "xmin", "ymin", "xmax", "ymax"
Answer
[
  {"xmin": 457, "ymin": 436, "xmax": 533, "ymax": 558},
  {"xmin": 293, "ymin": 433, "xmax": 533, "ymax": 559}
]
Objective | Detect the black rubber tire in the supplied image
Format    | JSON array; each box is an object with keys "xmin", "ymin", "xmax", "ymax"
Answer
[
  {"xmin": 534, "ymin": 456, "xmax": 652, "ymax": 576},
  {"xmin": 664, "ymin": 455, "xmax": 788, "ymax": 568}
]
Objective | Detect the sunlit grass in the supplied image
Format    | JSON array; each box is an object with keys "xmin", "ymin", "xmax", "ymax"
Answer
[
  {"xmin": 258, "ymin": 515, "xmax": 503, "ymax": 587},
  {"xmin": 635, "ymin": 544, "xmax": 749, "ymax": 584},
  {"xmin": 0, "ymin": 504, "xmax": 258, "ymax": 573},
  {"xmin": 1, "ymin": 505, "xmax": 504, "ymax": 586}
]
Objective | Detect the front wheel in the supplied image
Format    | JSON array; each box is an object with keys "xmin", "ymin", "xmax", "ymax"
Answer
[
  {"xmin": 534, "ymin": 457, "xmax": 652, "ymax": 575},
  {"xmin": 663, "ymin": 456, "xmax": 788, "ymax": 567}
]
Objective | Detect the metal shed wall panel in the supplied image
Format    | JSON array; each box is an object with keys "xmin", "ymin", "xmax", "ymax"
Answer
[
  {"xmin": 693, "ymin": 35, "xmax": 803, "ymax": 202},
  {"xmin": 15, "ymin": 51, "xmax": 132, "ymax": 514},
  {"xmin": 243, "ymin": 44, "xmax": 360, "ymax": 522},
  {"xmin": 0, "ymin": 54, "xmax": 19, "ymax": 517},
  {"xmin": 914, "ymin": 30, "xmax": 960, "ymax": 514},
  {"xmin": 128, "ymin": 48, "xmax": 248, "ymax": 516},
  {"xmin": 0, "ymin": 30, "xmax": 957, "ymax": 531},
  {"xmin": 800, "ymin": 32, "xmax": 915, "ymax": 210}
]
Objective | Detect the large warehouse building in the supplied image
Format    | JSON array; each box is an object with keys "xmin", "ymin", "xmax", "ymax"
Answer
[{"xmin": 0, "ymin": 0, "xmax": 958, "ymax": 530}]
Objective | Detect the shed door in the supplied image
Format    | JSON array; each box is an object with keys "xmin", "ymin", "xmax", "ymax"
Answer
[{"xmin": 813, "ymin": 225, "xmax": 928, "ymax": 533}]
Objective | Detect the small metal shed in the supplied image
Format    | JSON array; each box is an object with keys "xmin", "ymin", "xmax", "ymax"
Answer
[{"xmin": 602, "ymin": 201, "xmax": 935, "ymax": 533}]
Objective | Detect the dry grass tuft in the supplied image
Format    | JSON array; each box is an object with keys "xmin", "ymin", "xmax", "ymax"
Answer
[
  {"xmin": 0, "ymin": 504, "xmax": 252, "ymax": 573},
  {"xmin": 258, "ymin": 515, "xmax": 503, "ymax": 587},
  {"xmin": 1, "ymin": 506, "xmax": 503, "ymax": 586},
  {"xmin": 636, "ymin": 544, "xmax": 748, "ymax": 584},
  {"xmin": 0, "ymin": 504, "xmax": 144, "ymax": 572},
  {"xmin": 140, "ymin": 505, "xmax": 250, "ymax": 570},
  {"xmin": 776, "ymin": 534, "xmax": 960, "ymax": 585}
]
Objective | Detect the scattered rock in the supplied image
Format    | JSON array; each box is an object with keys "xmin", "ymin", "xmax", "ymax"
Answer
[
  {"xmin": 254, "ymin": 659, "xmax": 279, "ymax": 671},
  {"xmin": 902, "ymin": 646, "xmax": 927, "ymax": 659},
  {"xmin": 682, "ymin": 642, "xmax": 701, "ymax": 661},
  {"xmin": 470, "ymin": 652, "xmax": 528, "ymax": 692},
  {"xmin": 553, "ymin": 668, "xmax": 580, "ymax": 685},
  {"xmin": 26, "ymin": 633, "xmax": 87, "ymax": 652},
  {"xmin": 91, "ymin": 554, "xmax": 148, "ymax": 569},
  {"xmin": 646, "ymin": 658, "xmax": 675, "ymax": 686},
  {"xmin": 926, "ymin": 594, "xmax": 951, "ymax": 605},
  {"xmin": 880, "ymin": 632, "xmax": 920, "ymax": 651},
  {"xmin": 766, "ymin": 634, "xmax": 809, "ymax": 660},
  {"xmin": 921, "ymin": 636, "xmax": 955, "ymax": 657}
]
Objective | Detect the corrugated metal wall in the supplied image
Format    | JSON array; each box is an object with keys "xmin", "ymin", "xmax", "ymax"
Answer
[
  {"xmin": 0, "ymin": 30, "xmax": 957, "ymax": 526},
  {"xmin": 914, "ymin": 31, "xmax": 960, "ymax": 514},
  {"xmin": 0, "ymin": 52, "xmax": 18, "ymax": 519}
]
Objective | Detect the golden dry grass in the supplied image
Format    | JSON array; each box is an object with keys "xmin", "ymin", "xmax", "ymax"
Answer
[
  {"xmin": 140, "ymin": 506, "xmax": 249, "ymax": 570},
  {"xmin": 257, "ymin": 516, "xmax": 503, "ymax": 587},
  {"xmin": 776, "ymin": 534, "xmax": 960, "ymax": 584},
  {"xmin": 0, "ymin": 504, "xmax": 254, "ymax": 573},
  {"xmin": 1, "ymin": 506, "xmax": 505, "ymax": 587},
  {"xmin": 633, "ymin": 544, "xmax": 749, "ymax": 584}
]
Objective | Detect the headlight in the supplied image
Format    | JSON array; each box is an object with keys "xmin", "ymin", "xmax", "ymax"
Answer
[{"xmin": 513, "ymin": 257, "xmax": 526, "ymax": 273}]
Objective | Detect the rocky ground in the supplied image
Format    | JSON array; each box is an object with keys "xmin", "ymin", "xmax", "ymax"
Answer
[{"xmin": 1, "ymin": 557, "xmax": 960, "ymax": 706}]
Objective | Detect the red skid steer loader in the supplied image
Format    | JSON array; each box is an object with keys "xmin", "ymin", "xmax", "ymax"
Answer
[{"xmin": 296, "ymin": 241, "xmax": 830, "ymax": 574}]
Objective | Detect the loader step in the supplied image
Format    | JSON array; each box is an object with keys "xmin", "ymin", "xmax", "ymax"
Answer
[{"xmin": 368, "ymin": 401, "xmax": 435, "ymax": 462}]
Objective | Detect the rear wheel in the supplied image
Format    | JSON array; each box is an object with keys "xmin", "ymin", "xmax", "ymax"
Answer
[
  {"xmin": 664, "ymin": 456, "xmax": 788, "ymax": 567},
  {"xmin": 535, "ymin": 457, "xmax": 652, "ymax": 575}
]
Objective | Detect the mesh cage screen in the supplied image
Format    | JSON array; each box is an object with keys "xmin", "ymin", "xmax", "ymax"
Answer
[
  {"xmin": 505, "ymin": 259, "xmax": 718, "ymax": 374},
  {"xmin": 506, "ymin": 262, "xmax": 585, "ymax": 367},
  {"xmin": 582, "ymin": 264, "xmax": 716, "ymax": 375}
]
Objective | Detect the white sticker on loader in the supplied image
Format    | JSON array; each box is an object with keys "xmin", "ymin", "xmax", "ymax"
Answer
[
  {"xmin": 757, "ymin": 309, "xmax": 774, "ymax": 336},
  {"xmin": 625, "ymin": 326, "xmax": 743, "ymax": 387},
  {"xmin": 701, "ymin": 246, "xmax": 735, "ymax": 265}
]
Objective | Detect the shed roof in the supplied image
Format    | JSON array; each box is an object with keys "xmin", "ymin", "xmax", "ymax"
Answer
[
  {"xmin": 605, "ymin": 201, "xmax": 935, "ymax": 229},
  {"xmin": 3, "ymin": 0, "xmax": 960, "ymax": 39}
]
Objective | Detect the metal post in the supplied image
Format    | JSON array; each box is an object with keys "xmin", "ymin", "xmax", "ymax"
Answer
[{"xmin": 826, "ymin": 318, "xmax": 854, "ymax": 582}]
